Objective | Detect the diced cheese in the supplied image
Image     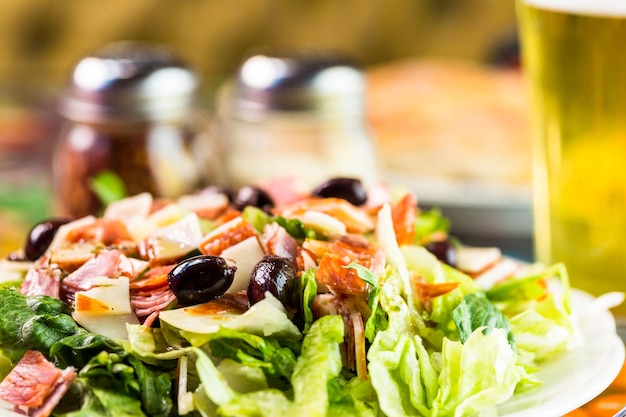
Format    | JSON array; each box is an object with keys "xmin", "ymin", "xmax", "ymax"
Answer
[
  {"xmin": 220, "ymin": 236, "xmax": 266, "ymax": 293},
  {"xmin": 177, "ymin": 192, "xmax": 229, "ymax": 213},
  {"xmin": 74, "ymin": 276, "xmax": 132, "ymax": 314},
  {"xmin": 473, "ymin": 258, "xmax": 522, "ymax": 290},
  {"xmin": 299, "ymin": 210, "xmax": 346, "ymax": 237},
  {"xmin": 104, "ymin": 192, "xmax": 153, "ymax": 221},
  {"xmin": 47, "ymin": 216, "xmax": 97, "ymax": 254},
  {"xmin": 456, "ymin": 247, "xmax": 502, "ymax": 275},
  {"xmin": 0, "ymin": 259, "xmax": 33, "ymax": 284},
  {"xmin": 148, "ymin": 203, "xmax": 191, "ymax": 229},
  {"xmin": 73, "ymin": 276, "xmax": 138, "ymax": 341},
  {"xmin": 154, "ymin": 213, "xmax": 203, "ymax": 247},
  {"xmin": 141, "ymin": 213, "xmax": 204, "ymax": 263},
  {"xmin": 73, "ymin": 313, "xmax": 139, "ymax": 341},
  {"xmin": 104, "ymin": 193, "xmax": 154, "ymax": 241},
  {"xmin": 159, "ymin": 293, "xmax": 301, "ymax": 341}
]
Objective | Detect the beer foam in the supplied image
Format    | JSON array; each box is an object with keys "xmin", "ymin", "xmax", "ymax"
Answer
[{"xmin": 522, "ymin": 0, "xmax": 626, "ymax": 16}]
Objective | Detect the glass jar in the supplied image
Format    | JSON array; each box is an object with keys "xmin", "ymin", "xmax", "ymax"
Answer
[
  {"xmin": 54, "ymin": 41, "xmax": 219, "ymax": 218},
  {"xmin": 214, "ymin": 49, "xmax": 379, "ymax": 193}
]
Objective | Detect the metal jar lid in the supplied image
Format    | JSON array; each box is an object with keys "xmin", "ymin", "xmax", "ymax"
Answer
[
  {"xmin": 61, "ymin": 41, "xmax": 199, "ymax": 123},
  {"xmin": 219, "ymin": 48, "xmax": 366, "ymax": 121}
]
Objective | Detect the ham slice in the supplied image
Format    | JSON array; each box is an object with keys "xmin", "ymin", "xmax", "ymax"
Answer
[
  {"xmin": 130, "ymin": 265, "xmax": 176, "ymax": 324},
  {"xmin": 62, "ymin": 250, "xmax": 139, "ymax": 290},
  {"xmin": 262, "ymin": 223, "xmax": 298, "ymax": 266},
  {"xmin": 20, "ymin": 258, "xmax": 62, "ymax": 298},
  {"xmin": 0, "ymin": 350, "xmax": 76, "ymax": 417},
  {"xmin": 312, "ymin": 294, "xmax": 368, "ymax": 379},
  {"xmin": 61, "ymin": 249, "xmax": 138, "ymax": 305},
  {"xmin": 132, "ymin": 288, "xmax": 177, "ymax": 319}
]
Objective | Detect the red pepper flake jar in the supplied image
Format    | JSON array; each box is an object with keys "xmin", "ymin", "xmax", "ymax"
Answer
[{"xmin": 53, "ymin": 41, "xmax": 220, "ymax": 218}]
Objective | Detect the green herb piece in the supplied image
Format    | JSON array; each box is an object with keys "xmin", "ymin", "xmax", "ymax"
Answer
[{"xmin": 345, "ymin": 262, "xmax": 388, "ymax": 343}]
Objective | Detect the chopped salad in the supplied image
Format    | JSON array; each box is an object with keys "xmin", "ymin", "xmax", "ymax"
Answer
[{"xmin": 0, "ymin": 178, "xmax": 577, "ymax": 417}]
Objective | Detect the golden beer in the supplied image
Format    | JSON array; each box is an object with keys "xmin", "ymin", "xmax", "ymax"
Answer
[{"xmin": 517, "ymin": 0, "xmax": 626, "ymax": 317}]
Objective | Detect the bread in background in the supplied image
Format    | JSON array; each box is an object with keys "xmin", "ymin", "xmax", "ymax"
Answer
[{"xmin": 366, "ymin": 58, "xmax": 530, "ymax": 187}]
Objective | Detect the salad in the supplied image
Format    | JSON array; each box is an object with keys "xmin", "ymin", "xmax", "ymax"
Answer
[{"xmin": 0, "ymin": 177, "xmax": 578, "ymax": 417}]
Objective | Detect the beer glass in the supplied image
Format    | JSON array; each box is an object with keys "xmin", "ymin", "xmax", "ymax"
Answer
[{"xmin": 517, "ymin": 0, "xmax": 626, "ymax": 317}]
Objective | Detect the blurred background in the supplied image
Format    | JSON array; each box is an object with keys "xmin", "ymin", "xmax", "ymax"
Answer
[{"xmin": 0, "ymin": 0, "xmax": 530, "ymax": 258}]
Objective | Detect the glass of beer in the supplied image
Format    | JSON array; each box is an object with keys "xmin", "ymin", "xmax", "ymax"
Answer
[{"xmin": 517, "ymin": 0, "xmax": 626, "ymax": 318}]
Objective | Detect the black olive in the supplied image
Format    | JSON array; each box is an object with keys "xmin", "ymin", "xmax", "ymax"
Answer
[
  {"xmin": 248, "ymin": 255, "xmax": 299, "ymax": 310},
  {"xmin": 24, "ymin": 218, "xmax": 73, "ymax": 261},
  {"xmin": 311, "ymin": 177, "xmax": 367, "ymax": 206},
  {"xmin": 233, "ymin": 186, "xmax": 275, "ymax": 212},
  {"xmin": 168, "ymin": 255, "xmax": 237, "ymax": 306},
  {"xmin": 425, "ymin": 239, "xmax": 457, "ymax": 267}
]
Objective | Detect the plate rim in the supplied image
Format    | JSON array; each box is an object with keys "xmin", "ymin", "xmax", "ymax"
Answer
[{"xmin": 497, "ymin": 288, "xmax": 625, "ymax": 417}]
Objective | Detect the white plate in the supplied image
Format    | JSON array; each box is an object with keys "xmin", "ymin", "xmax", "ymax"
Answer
[
  {"xmin": 0, "ymin": 290, "xmax": 622, "ymax": 417},
  {"xmin": 496, "ymin": 289, "xmax": 625, "ymax": 416}
]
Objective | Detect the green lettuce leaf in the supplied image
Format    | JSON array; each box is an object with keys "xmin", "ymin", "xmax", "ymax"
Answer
[
  {"xmin": 159, "ymin": 293, "xmax": 302, "ymax": 347},
  {"xmin": 414, "ymin": 208, "xmax": 451, "ymax": 245},
  {"xmin": 452, "ymin": 293, "xmax": 515, "ymax": 350},
  {"xmin": 242, "ymin": 206, "xmax": 271, "ymax": 234},
  {"xmin": 431, "ymin": 328, "xmax": 522, "ymax": 417},
  {"xmin": 289, "ymin": 315, "xmax": 344, "ymax": 415},
  {"xmin": 487, "ymin": 263, "xmax": 574, "ymax": 361},
  {"xmin": 0, "ymin": 289, "xmax": 174, "ymax": 416},
  {"xmin": 49, "ymin": 328, "xmax": 125, "ymax": 369},
  {"xmin": 194, "ymin": 315, "xmax": 372, "ymax": 416},
  {"xmin": 55, "ymin": 351, "xmax": 173, "ymax": 417},
  {"xmin": 208, "ymin": 327, "xmax": 297, "ymax": 389},
  {"xmin": 401, "ymin": 245, "xmax": 480, "ymax": 337},
  {"xmin": 301, "ymin": 268, "xmax": 318, "ymax": 334},
  {"xmin": 0, "ymin": 288, "xmax": 79, "ymax": 364},
  {"xmin": 367, "ymin": 267, "xmax": 439, "ymax": 417},
  {"xmin": 124, "ymin": 324, "xmax": 191, "ymax": 366}
]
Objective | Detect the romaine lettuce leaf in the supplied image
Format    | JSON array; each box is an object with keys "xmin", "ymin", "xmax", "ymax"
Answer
[
  {"xmin": 274, "ymin": 215, "xmax": 317, "ymax": 240},
  {"xmin": 289, "ymin": 314, "xmax": 344, "ymax": 415},
  {"xmin": 125, "ymin": 324, "xmax": 191, "ymax": 365},
  {"xmin": 414, "ymin": 208, "xmax": 451, "ymax": 245},
  {"xmin": 208, "ymin": 327, "xmax": 297, "ymax": 389},
  {"xmin": 194, "ymin": 315, "xmax": 372, "ymax": 416},
  {"xmin": 51, "ymin": 346, "xmax": 174, "ymax": 417},
  {"xmin": 401, "ymin": 245, "xmax": 480, "ymax": 336},
  {"xmin": 217, "ymin": 358, "xmax": 269, "ymax": 393},
  {"xmin": 431, "ymin": 328, "xmax": 521, "ymax": 417},
  {"xmin": 487, "ymin": 263, "xmax": 575, "ymax": 361},
  {"xmin": 367, "ymin": 267, "xmax": 439, "ymax": 417},
  {"xmin": 375, "ymin": 204, "xmax": 427, "ymax": 332},
  {"xmin": 301, "ymin": 268, "xmax": 318, "ymax": 333}
]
